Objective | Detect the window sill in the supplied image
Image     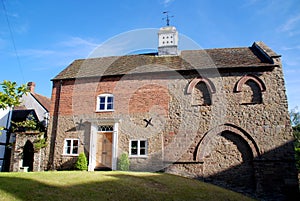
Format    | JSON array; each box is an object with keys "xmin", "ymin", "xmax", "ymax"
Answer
[
  {"xmin": 129, "ymin": 155, "xmax": 148, "ymax": 158},
  {"xmin": 95, "ymin": 110, "xmax": 114, "ymax": 113},
  {"xmin": 61, "ymin": 154, "xmax": 79, "ymax": 157}
]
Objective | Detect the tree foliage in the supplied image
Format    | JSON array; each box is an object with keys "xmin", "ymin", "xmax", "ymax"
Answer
[
  {"xmin": 290, "ymin": 107, "xmax": 300, "ymax": 147},
  {"xmin": 290, "ymin": 107, "xmax": 300, "ymax": 172},
  {"xmin": 0, "ymin": 80, "xmax": 28, "ymax": 110},
  {"xmin": 290, "ymin": 106, "xmax": 300, "ymax": 127},
  {"xmin": 0, "ymin": 80, "xmax": 28, "ymax": 131}
]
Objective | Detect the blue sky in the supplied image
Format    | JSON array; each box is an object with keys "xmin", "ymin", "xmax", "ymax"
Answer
[{"xmin": 0, "ymin": 0, "xmax": 299, "ymax": 111}]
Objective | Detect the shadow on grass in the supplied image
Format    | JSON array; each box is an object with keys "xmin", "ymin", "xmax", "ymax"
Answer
[{"xmin": 0, "ymin": 172, "xmax": 256, "ymax": 201}]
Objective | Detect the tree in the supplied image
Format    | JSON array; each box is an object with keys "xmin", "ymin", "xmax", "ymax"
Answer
[
  {"xmin": 290, "ymin": 107, "xmax": 300, "ymax": 148},
  {"xmin": 290, "ymin": 106, "xmax": 300, "ymax": 127},
  {"xmin": 0, "ymin": 80, "xmax": 28, "ymax": 109},
  {"xmin": 0, "ymin": 80, "xmax": 28, "ymax": 130},
  {"xmin": 290, "ymin": 107, "xmax": 300, "ymax": 172}
]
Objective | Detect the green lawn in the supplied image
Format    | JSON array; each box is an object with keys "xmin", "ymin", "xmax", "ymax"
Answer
[{"xmin": 0, "ymin": 171, "xmax": 256, "ymax": 201}]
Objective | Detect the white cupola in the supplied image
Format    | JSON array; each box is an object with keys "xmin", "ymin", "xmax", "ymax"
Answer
[
  {"xmin": 158, "ymin": 12, "xmax": 178, "ymax": 56},
  {"xmin": 158, "ymin": 26, "xmax": 179, "ymax": 56}
]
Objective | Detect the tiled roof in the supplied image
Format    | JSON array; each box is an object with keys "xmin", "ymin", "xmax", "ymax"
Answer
[
  {"xmin": 52, "ymin": 41, "xmax": 279, "ymax": 80},
  {"xmin": 31, "ymin": 93, "xmax": 51, "ymax": 112}
]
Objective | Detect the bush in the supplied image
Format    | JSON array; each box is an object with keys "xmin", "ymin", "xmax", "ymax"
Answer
[
  {"xmin": 117, "ymin": 152, "xmax": 130, "ymax": 171},
  {"xmin": 75, "ymin": 152, "xmax": 88, "ymax": 171}
]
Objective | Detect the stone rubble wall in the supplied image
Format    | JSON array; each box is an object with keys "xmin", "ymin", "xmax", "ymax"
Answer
[{"xmin": 46, "ymin": 63, "xmax": 298, "ymax": 200}]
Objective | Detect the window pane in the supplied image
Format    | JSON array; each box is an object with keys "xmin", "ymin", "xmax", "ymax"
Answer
[
  {"xmin": 65, "ymin": 140, "xmax": 71, "ymax": 154},
  {"xmin": 107, "ymin": 103, "xmax": 113, "ymax": 110},
  {"xmin": 66, "ymin": 147, "xmax": 71, "ymax": 154},
  {"xmin": 99, "ymin": 103, "xmax": 105, "ymax": 110},
  {"xmin": 73, "ymin": 140, "xmax": 78, "ymax": 146},
  {"xmin": 140, "ymin": 140, "xmax": 146, "ymax": 148},
  {"xmin": 107, "ymin": 96, "xmax": 113, "ymax": 103},
  {"xmin": 72, "ymin": 146, "xmax": 78, "ymax": 154},
  {"xmin": 131, "ymin": 141, "xmax": 138, "ymax": 148},
  {"xmin": 131, "ymin": 141, "xmax": 138, "ymax": 155},
  {"xmin": 140, "ymin": 148, "xmax": 146, "ymax": 155},
  {"xmin": 131, "ymin": 148, "xmax": 138, "ymax": 155},
  {"xmin": 140, "ymin": 141, "xmax": 146, "ymax": 155},
  {"xmin": 99, "ymin": 97, "xmax": 106, "ymax": 103}
]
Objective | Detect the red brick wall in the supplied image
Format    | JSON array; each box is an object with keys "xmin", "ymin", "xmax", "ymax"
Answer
[{"xmin": 51, "ymin": 76, "xmax": 170, "ymax": 117}]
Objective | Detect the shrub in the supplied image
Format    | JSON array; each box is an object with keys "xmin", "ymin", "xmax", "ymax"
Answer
[
  {"xmin": 117, "ymin": 152, "xmax": 130, "ymax": 171},
  {"xmin": 75, "ymin": 152, "xmax": 88, "ymax": 171}
]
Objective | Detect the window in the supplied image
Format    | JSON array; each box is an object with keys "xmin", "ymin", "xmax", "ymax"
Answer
[
  {"xmin": 63, "ymin": 139, "xmax": 79, "ymax": 155},
  {"xmin": 96, "ymin": 94, "xmax": 114, "ymax": 111},
  {"xmin": 98, "ymin": 125, "xmax": 114, "ymax": 132},
  {"xmin": 130, "ymin": 140, "xmax": 147, "ymax": 157}
]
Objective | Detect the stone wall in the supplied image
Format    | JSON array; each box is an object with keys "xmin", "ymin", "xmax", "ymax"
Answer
[
  {"xmin": 47, "ymin": 59, "xmax": 298, "ymax": 199},
  {"xmin": 10, "ymin": 132, "xmax": 47, "ymax": 172}
]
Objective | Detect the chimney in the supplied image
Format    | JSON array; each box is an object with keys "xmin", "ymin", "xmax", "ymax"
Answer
[{"xmin": 27, "ymin": 82, "xmax": 36, "ymax": 93}]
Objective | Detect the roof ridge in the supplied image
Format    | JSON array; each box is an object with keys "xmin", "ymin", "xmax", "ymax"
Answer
[
  {"xmin": 30, "ymin": 92, "xmax": 51, "ymax": 112},
  {"xmin": 52, "ymin": 42, "xmax": 279, "ymax": 81}
]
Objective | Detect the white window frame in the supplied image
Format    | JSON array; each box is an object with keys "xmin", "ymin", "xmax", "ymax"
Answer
[
  {"xmin": 63, "ymin": 138, "xmax": 79, "ymax": 156},
  {"xmin": 129, "ymin": 139, "xmax": 147, "ymax": 157},
  {"xmin": 96, "ymin": 94, "xmax": 114, "ymax": 112}
]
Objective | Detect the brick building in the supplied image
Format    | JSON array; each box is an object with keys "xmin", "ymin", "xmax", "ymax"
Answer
[{"xmin": 48, "ymin": 26, "xmax": 299, "ymax": 200}]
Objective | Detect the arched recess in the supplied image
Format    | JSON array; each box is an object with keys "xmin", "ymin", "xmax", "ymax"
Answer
[
  {"xmin": 187, "ymin": 77, "xmax": 216, "ymax": 106},
  {"xmin": 195, "ymin": 123, "xmax": 260, "ymax": 161},
  {"xmin": 234, "ymin": 74, "xmax": 266, "ymax": 104},
  {"xmin": 235, "ymin": 75, "xmax": 266, "ymax": 92},
  {"xmin": 23, "ymin": 140, "xmax": 34, "ymax": 171}
]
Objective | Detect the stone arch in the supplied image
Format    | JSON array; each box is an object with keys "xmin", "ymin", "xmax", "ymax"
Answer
[
  {"xmin": 195, "ymin": 124, "xmax": 259, "ymax": 193},
  {"xmin": 195, "ymin": 123, "xmax": 260, "ymax": 161},
  {"xmin": 187, "ymin": 77, "xmax": 216, "ymax": 106},
  {"xmin": 235, "ymin": 75, "xmax": 266, "ymax": 104},
  {"xmin": 23, "ymin": 140, "xmax": 34, "ymax": 171},
  {"xmin": 235, "ymin": 74, "xmax": 266, "ymax": 93},
  {"xmin": 187, "ymin": 77, "xmax": 216, "ymax": 94}
]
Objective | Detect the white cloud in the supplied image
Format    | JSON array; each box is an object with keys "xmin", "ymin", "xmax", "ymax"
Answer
[
  {"xmin": 280, "ymin": 45, "xmax": 300, "ymax": 51},
  {"xmin": 161, "ymin": 0, "xmax": 175, "ymax": 6},
  {"xmin": 57, "ymin": 36, "xmax": 99, "ymax": 48},
  {"xmin": 278, "ymin": 14, "xmax": 300, "ymax": 33},
  {"xmin": 18, "ymin": 49, "xmax": 56, "ymax": 57}
]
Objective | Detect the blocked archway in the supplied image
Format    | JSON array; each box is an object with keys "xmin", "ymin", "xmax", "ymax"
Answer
[
  {"xmin": 23, "ymin": 140, "xmax": 34, "ymax": 171},
  {"xmin": 235, "ymin": 74, "xmax": 266, "ymax": 104},
  {"xmin": 187, "ymin": 76, "xmax": 216, "ymax": 106},
  {"xmin": 195, "ymin": 124, "xmax": 260, "ymax": 193}
]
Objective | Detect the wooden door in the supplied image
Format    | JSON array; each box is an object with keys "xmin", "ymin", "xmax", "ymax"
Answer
[{"xmin": 96, "ymin": 132, "xmax": 113, "ymax": 169}]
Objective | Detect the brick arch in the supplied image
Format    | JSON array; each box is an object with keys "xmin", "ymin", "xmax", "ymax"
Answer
[
  {"xmin": 194, "ymin": 123, "xmax": 260, "ymax": 161},
  {"xmin": 235, "ymin": 74, "xmax": 266, "ymax": 92},
  {"xmin": 187, "ymin": 76, "xmax": 216, "ymax": 94}
]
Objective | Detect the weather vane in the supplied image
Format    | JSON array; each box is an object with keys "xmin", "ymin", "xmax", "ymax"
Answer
[{"xmin": 162, "ymin": 11, "xmax": 174, "ymax": 26}]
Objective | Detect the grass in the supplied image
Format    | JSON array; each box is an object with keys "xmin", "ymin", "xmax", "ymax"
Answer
[{"xmin": 0, "ymin": 171, "xmax": 257, "ymax": 201}]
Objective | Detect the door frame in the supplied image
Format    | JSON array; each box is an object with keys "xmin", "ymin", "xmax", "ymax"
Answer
[{"xmin": 88, "ymin": 120, "xmax": 119, "ymax": 171}]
